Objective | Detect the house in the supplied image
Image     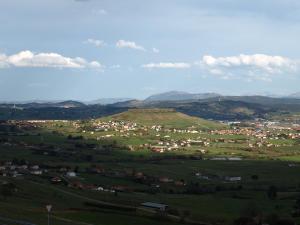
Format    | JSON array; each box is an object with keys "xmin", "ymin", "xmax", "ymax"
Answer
[
  {"xmin": 30, "ymin": 170, "xmax": 42, "ymax": 175},
  {"xmin": 31, "ymin": 165, "xmax": 40, "ymax": 170},
  {"xmin": 228, "ymin": 157, "xmax": 242, "ymax": 161},
  {"xmin": 18, "ymin": 165, "xmax": 28, "ymax": 170},
  {"xmin": 95, "ymin": 186, "xmax": 104, "ymax": 191},
  {"xmin": 159, "ymin": 177, "xmax": 173, "ymax": 183},
  {"xmin": 51, "ymin": 177, "xmax": 62, "ymax": 183},
  {"xmin": 134, "ymin": 172, "xmax": 144, "ymax": 179},
  {"xmin": 0, "ymin": 171, "xmax": 7, "ymax": 177},
  {"xmin": 66, "ymin": 171, "xmax": 77, "ymax": 177},
  {"xmin": 174, "ymin": 180, "xmax": 186, "ymax": 186},
  {"xmin": 31, "ymin": 170, "xmax": 43, "ymax": 175},
  {"xmin": 210, "ymin": 157, "xmax": 228, "ymax": 161},
  {"xmin": 70, "ymin": 181, "xmax": 83, "ymax": 189},
  {"xmin": 151, "ymin": 146, "xmax": 167, "ymax": 153},
  {"xmin": 141, "ymin": 202, "xmax": 168, "ymax": 211},
  {"xmin": 225, "ymin": 176, "xmax": 242, "ymax": 182}
]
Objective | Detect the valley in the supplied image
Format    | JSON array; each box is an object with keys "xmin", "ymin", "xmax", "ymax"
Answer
[{"xmin": 0, "ymin": 108, "xmax": 300, "ymax": 225}]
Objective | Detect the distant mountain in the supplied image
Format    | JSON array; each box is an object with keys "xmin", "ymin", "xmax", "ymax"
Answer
[
  {"xmin": 109, "ymin": 99, "xmax": 143, "ymax": 108},
  {"xmin": 0, "ymin": 100, "xmax": 85, "ymax": 109},
  {"xmin": 214, "ymin": 96, "xmax": 300, "ymax": 107},
  {"xmin": 144, "ymin": 91, "xmax": 221, "ymax": 102},
  {"xmin": 86, "ymin": 98, "xmax": 134, "ymax": 105},
  {"xmin": 288, "ymin": 92, "xmax": 300, "ymax": 99},
  {"xmin": 2, "ymin": 92, "xmax": 300, "ymax": 121}
]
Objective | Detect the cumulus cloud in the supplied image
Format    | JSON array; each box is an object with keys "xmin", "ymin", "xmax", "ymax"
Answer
[
  {"xmin": 110, "ymin": 64, "xmax": 121, "ymax": 69},
  {"xmin": 142, "ymin": 62, "xmax": 191, "ymax": 69},
  {"xmin": 0, "ymin": 50, "xmax": 103, "ymax": 69},
  {"xmin": 74, "ymin": 0, "xmax": 91, "ymax": 2},
  {"xmin": 199, "ymin": 54, "xmax": 299, "ymax": 80},
  {"xmin": 92, "ymin": 9, "xmax": 108, "ymax": 15},
  {"xmin": 84, "ymin": 38, "xmax": 106, "ymax": 47},
  {"xmin": 116, "ymin": 40, "xmax": 146, "ymax": 51},
  {"xmin": 152, "ymin": 48, "xmax": 160, "ymax": 53}
]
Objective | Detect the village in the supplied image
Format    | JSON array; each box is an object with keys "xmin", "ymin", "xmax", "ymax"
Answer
[
  {"xmin": 1, "ymin": 116, "xmax": 300, "ymax": 225},
  {"xmin": 1, "ymin": 118, "xmax": 300, "ymax": 156}
]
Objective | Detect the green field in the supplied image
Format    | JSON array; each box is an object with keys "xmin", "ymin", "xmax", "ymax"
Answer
[{"xmin": 0, "ymin": 112, "xmax": 300, "ymax": 225}]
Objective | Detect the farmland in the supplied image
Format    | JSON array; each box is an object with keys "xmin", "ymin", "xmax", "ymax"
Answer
[{"xmin": 0, "ymin": 109, "xmax": 300, "ymax": 225}]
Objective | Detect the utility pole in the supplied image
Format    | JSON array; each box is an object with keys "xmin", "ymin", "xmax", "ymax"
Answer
[{"xmin": 46, "ymin": 204, "xmax": 52, "ymax": 225}]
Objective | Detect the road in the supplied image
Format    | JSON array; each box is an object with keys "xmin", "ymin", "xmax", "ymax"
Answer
[
  {"xmin": 30, "ymin": 180, "xmax": 211, "ymax": 225},
  {"xmin": 0, "ymin": 216, "xmax": 36, "ymax": 225}
]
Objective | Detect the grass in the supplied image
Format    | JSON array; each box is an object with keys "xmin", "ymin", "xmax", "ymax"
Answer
[
  {"xmin": 0, "ymin": 117, "xmax": 300, "ymax": 225},
  {"xmin": 101, "ymin": 108, "xmax": 226, "ymax": 130}
]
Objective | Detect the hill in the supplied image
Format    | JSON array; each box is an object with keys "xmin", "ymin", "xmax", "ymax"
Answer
[
  {"xmin": 147, "ymin": 100, "xmax": 274, "ymax": 120},
  {"xmin": 110, "ymin": 99, "xmax": 275, "ymax": 120},
  {"xmin": 102, "ymin": 108, "xmax": 226, "ymax": 130}
]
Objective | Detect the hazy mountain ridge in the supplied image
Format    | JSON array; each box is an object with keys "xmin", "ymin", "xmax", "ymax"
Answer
[
  {"xmin": 288, "ymin": 92, "xmax": 300, "ymax": 98},
  {"xmin": 0, "ymin": 100, "xmax": 85, "ymax": 109},
  {"xmin": 85, "ymin": 98, "xmax": 134, "ymax": 105},
  {"xmin": 144, "ymin": 91, "xmax": 221, "ymax": 102},
  {"xmin": 1, "ymin": 92, "xmax": 300, "ymax": 120}
]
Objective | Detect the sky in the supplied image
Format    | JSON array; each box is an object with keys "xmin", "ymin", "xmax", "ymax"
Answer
[{"xmin": 1, "ymin": 0, "xmax": 300, "ymax": 101}]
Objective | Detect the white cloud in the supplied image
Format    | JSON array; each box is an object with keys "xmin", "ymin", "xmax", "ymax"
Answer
[
  {"xmin": 142, "ymin": 62, "xmax": 191, "ymax": 69},
  {"xmin": 0, "ymin": 50, "xmax": 103, "ymax": 69},
  {"xmin": 199, "ymin": 54, "xmax": 299, "ymax": 80},
  {"xmin": 0, "ymin": 54, "xmax": 9, "ymax": 68},
  {"xmin": 152, "ymin": 48, "xmax": 160, "ymax": 53},
  {"xmin": 84, "ymin": 39, "xmax": 106, "ymax": 47},
  {"xmin": 92, "ymin": 9, "xmax": 108, "ymax": 15},
  {"xmin": 110, "ymin": 64, "xmax": 121, "ymax": 69},
  {"xmin": 116, "ymin": 40, "xmax": 146, "ymax": 51},
  {"xmin": 27, "ymin": 83, "xmax": 48, "ymax": 88}
]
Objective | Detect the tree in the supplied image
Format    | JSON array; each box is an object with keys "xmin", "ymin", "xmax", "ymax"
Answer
[
  {"xmin": 267, "ymin": 185, "xmax": 278, "ymax": 200},
  {"xmin": 180, "ymin": 210, "xmax": 191, "ymax": 223},
  {"xmin": 1, "ymin": 183, "xmax": 16, "ymax": 200},
  {"xmin": 251, "ymin": 175, "xmax": 259, "ymax": 180},
  {"xmin": 74, "ymin": 166, "xmax": 79, "ymax": 173}
]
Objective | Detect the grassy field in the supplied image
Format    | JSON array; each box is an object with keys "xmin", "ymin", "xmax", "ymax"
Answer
[
  {"xmin": 0, "ymin": 115, "xmax": 300, "ymax": 225},
  {"xmin": 102, "ymin": 108, "xmax": 226, "ymax": 130}
]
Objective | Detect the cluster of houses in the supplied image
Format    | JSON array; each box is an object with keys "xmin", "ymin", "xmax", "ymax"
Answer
[
  {"xmin": 212, "ymin": 126, "xmax": 299, "ymax": 139},
  {"xmin": 149, "ymin": 138, "xmax": 210, "ymax": 153},
  {"xmin": 150, "ymin": 125, "xmax": 201, "ymax": 134},
  {"xmin": 91, "ymin": 120, "xmax": 139, "ymax": 132},
  {"xmin": 212, "ymin": 126, "xmax": 299, "ymax": 148},
  {"xmin": 195, "ymin": 172, "xmax": 242, "ymax": 182},
  {"xmin": 0, "ymin": 161, "xmax": 44, "ymax": 177}
]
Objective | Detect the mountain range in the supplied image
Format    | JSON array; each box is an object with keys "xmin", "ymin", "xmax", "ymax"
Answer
[
  {"xmin": 144, "ymin": 91, "xmax": 221, "ymax": 102},
  {"xmin": 1, "ymin": 91, "xmax": 300, "ymax": 121}
]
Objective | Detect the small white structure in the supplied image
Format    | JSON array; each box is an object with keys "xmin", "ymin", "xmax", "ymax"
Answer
[
  {"xmin": 31, "ymin": 170, "xmax": 43, "ymax": 175},
  {"xmin": 141, "ymin": 202, "xmax": 168, "ymax": 211},
  {"xmin": 66, "ymin": 171, "xmax": 77, "ymax": 177},
  {"xmin": 225, "ymin": 176, "xmax": 241, "ymax": 182}
]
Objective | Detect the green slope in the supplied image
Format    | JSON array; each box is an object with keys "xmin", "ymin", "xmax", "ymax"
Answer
[{"xmin": 102, "ymin": 108, "xmax": 226, "ymax": 130}]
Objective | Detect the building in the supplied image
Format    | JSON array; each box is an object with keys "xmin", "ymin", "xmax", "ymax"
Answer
[
  {"xmin": 141, "ymin": 202, "xmax": 168, "ymax": 211},
  {"xmin": 225, "ymin": 176, "xmax": 242, "ymax": 182},
  {"xmin": 66, "ymin": 171, "xmax": 77, "ymax": 177}
]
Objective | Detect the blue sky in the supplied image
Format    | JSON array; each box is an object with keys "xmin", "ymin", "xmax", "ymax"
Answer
[{"xmin": 1, "ymin": 0, "xmax": 300, "ymax": 101}]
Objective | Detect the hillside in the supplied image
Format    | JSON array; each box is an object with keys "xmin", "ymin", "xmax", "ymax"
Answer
[
  {"xmin": 110, "ymin": 99, "xmax": 275, "ymax": 120},
  {"xmin": 102, "ymin": 108, "xmax": 225, "ymax": 130},
  {"xmin": 0, "ymin": 105, "xmax": 128, "ymax": 120}
]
